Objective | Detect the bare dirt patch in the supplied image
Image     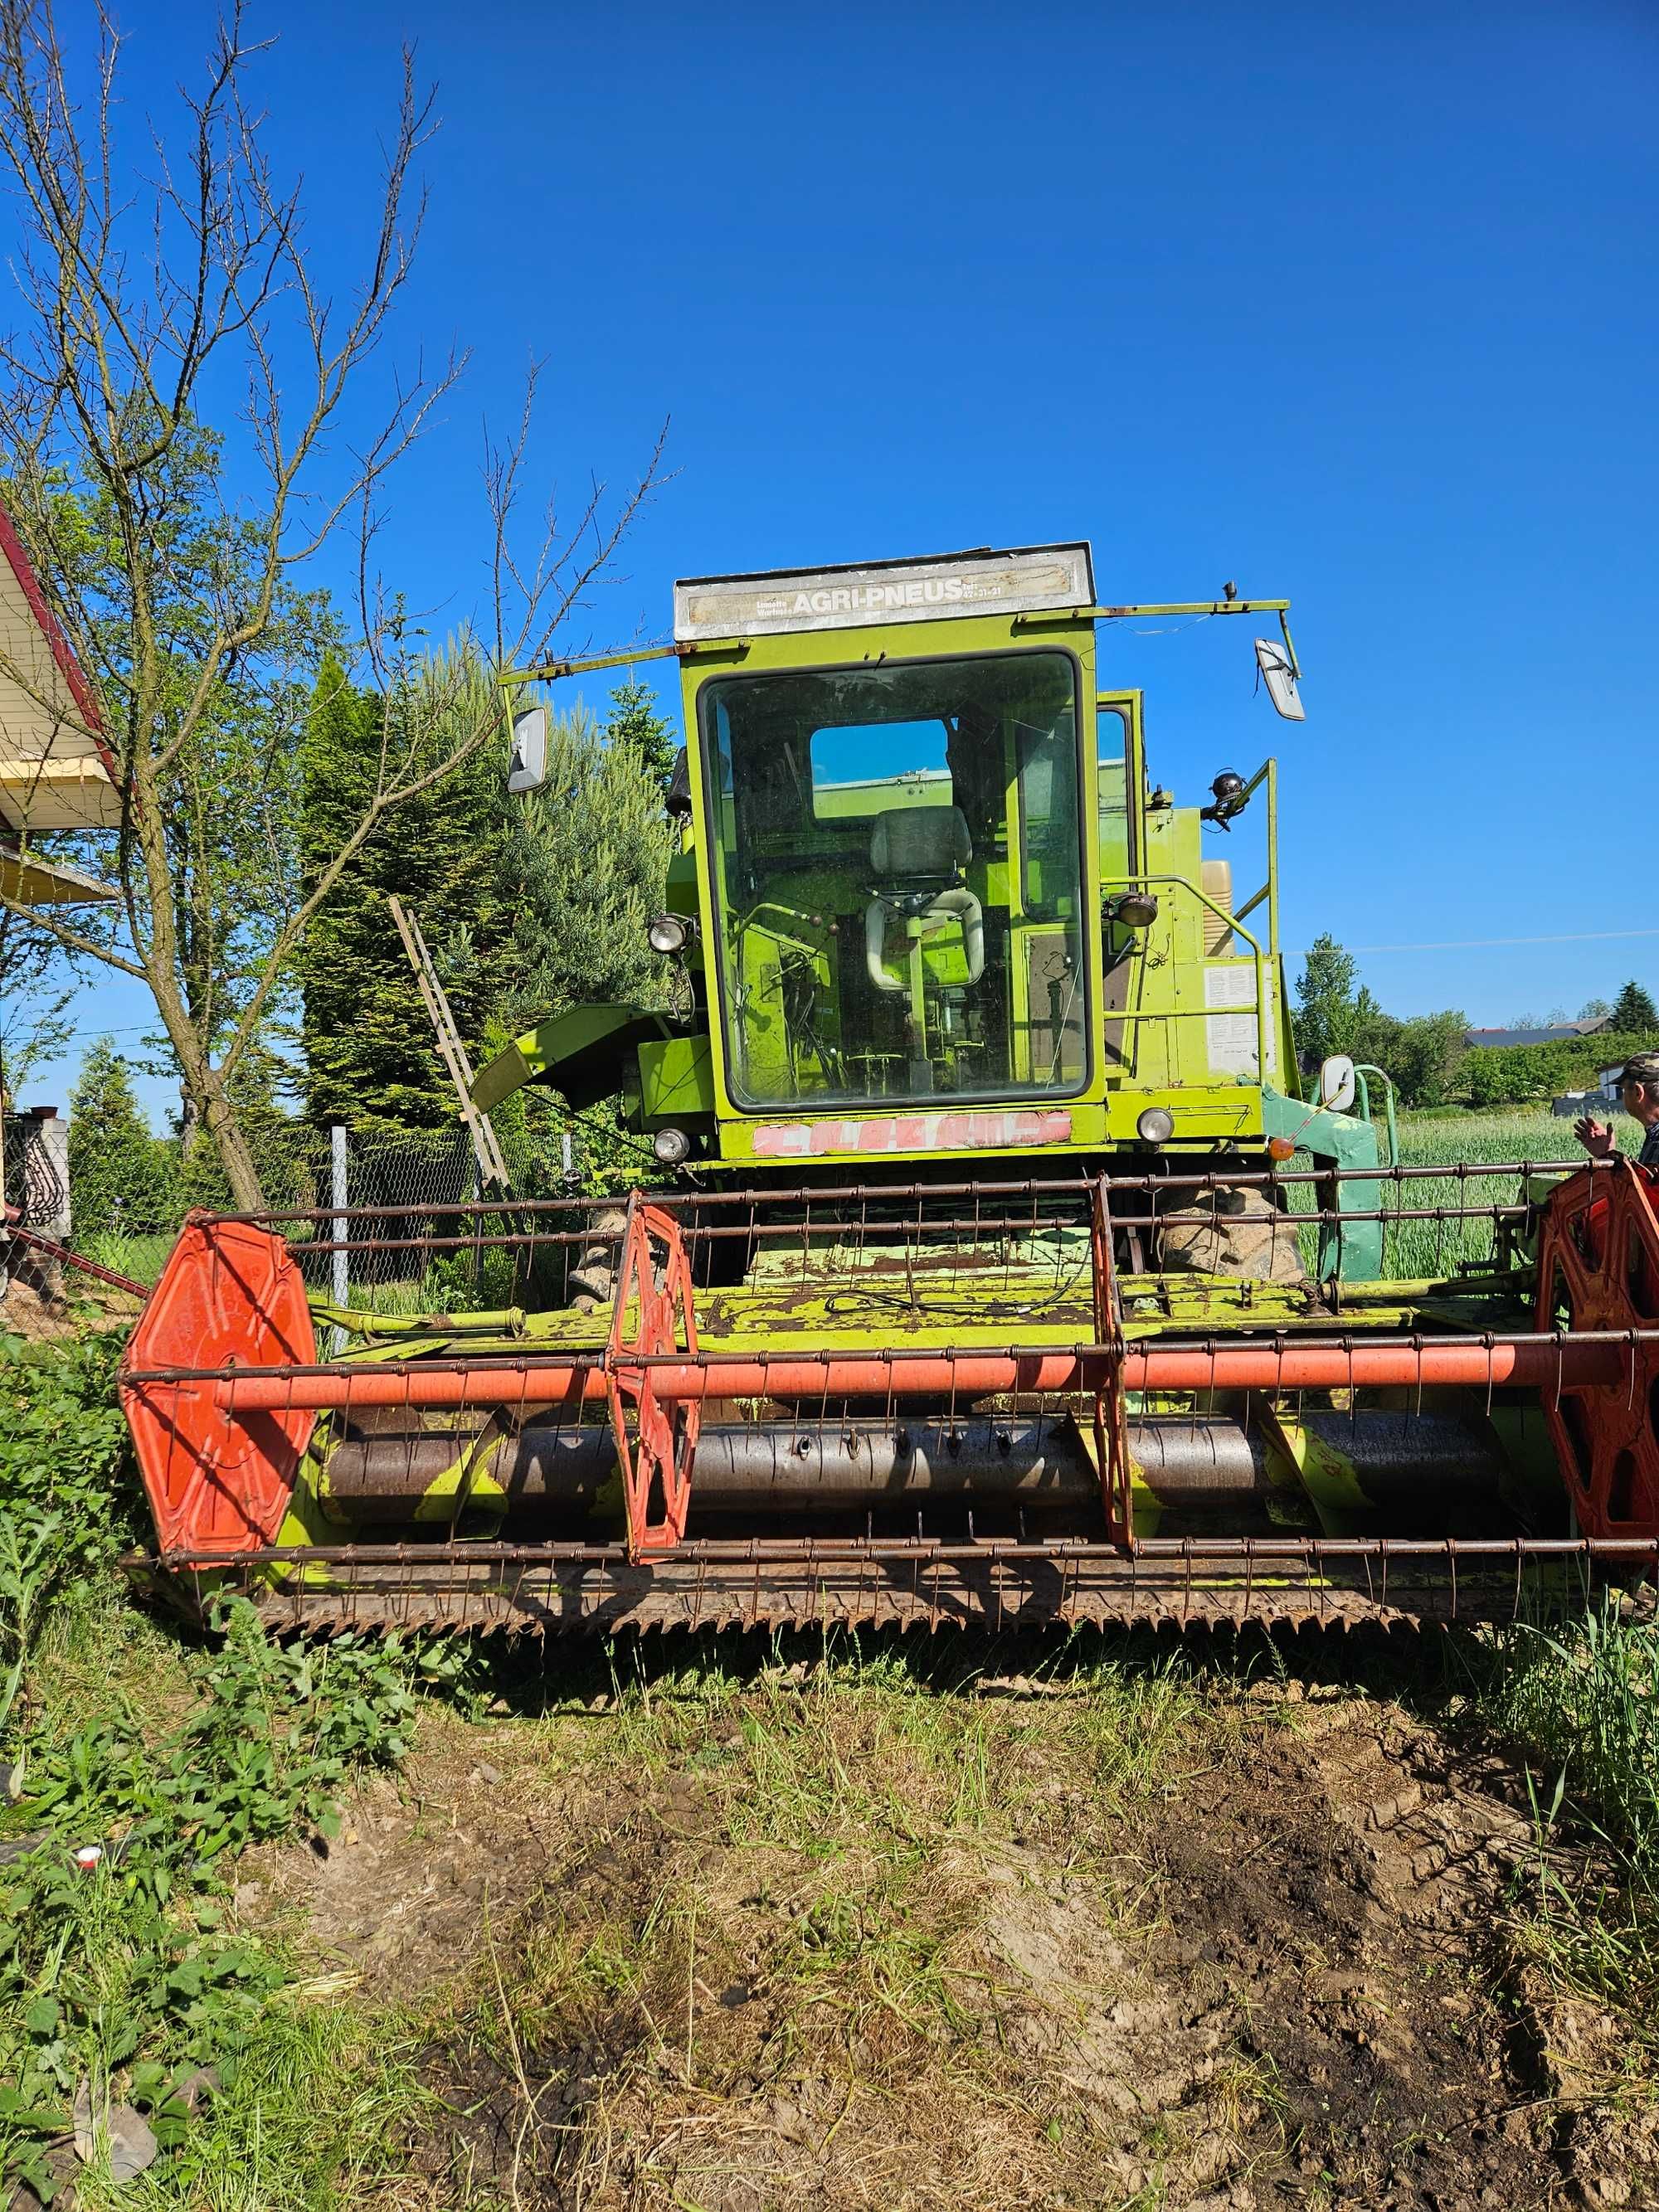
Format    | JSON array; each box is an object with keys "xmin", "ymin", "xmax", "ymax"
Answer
[
  {"xmin": 252, "ymin": 1654, "xmax": 1659, "ymax": 2210},
  {"xmin": 236, "ymin": 1709, "xmax": 579, "ymax": 1998},
  {"xmin": 0, "ymin": 1268, "xmax": 141, "ymax": 1343}
]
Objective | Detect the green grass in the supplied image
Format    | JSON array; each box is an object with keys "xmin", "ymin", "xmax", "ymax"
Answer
[
  {"xmin": 80, "ymin": 2005, "xmax": 443, "ymax": 2212},
  {"xmin": 1468, "ymin": 1601, "xmax": 1659, "ymax": 2048},
  {"xmin": 1327, "ymin": 1106, "xmax": 1622, "ymax": 1281},
  {"xmin": 1394, "ymin": 1106, "xmax": 1618, "ymax": 1170},
  {"xmin": 1487, "ymin": 1601, "xmax": 1659, "ymax": 1874},
  {"xmin": 75, "ymin": 1232, "xmax": 177, "ymax": 1291}
]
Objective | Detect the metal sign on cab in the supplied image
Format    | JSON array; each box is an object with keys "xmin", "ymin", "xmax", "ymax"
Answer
[{"xmin": 673, "ymin": 541, "xmax": 1095, "ymax": 640}]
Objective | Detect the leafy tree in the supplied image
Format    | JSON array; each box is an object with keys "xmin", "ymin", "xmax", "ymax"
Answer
[
  {"xmin": 1613, "ymin": 980, "xmax": 1658, "ymax": 1032},
  {"xmin": 175, "ymin": 1042, "xmax": 319, "ymax": 1214},
  {"xmin": 1293, "ymin": 934, "xmax": 1358, "ymax": 1067},
  {"xmin": 1384, "ymin": 1010, "xmax": 1468, "ymax": 1108},
  {"xmin": 1579, "ymin": 998, "xmax": 1612, "ymax": 1022},
  {"xmin": 299, "ymin": 663, "xmax": 675, "ymax": 1135},
  {"xmin": 0, "ymin": 15, "xmax": 666, "ymax": 1206},
  {"xmin": 1465, "ymin": 1046, "xmax": 1535, "ymax": 1108},
  {"xmin": 66, "ymin": 1039, "xmax": 175, "ymax": 1237},
  {"xmin": 19, "ymin": 429, "xmax": 339, "ymax": 1145},
  {"xmin": 0, "ymin": 897, "xmax": 75, "ymax": 1104},
  {"xmin": 1341, "ymin": 994, "xmax": 1468, "ymax": 1109},
  {"xmin": 1464, "ymin": 1025, "xmax": 1658, "ymax": 1109}
]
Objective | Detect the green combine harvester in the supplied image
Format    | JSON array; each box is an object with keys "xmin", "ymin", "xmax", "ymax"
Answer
[
  {"xmin": 119, "ymin": 544, "xmax": 1659, "ymax": 1631},
  {"xmin": 484, "ymin": 542, "xmax": 1379, "ymax": 1251}
]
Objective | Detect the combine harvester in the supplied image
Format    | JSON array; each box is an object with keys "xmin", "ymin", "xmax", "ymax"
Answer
[{"xmin": 120, "ymin": 545, "xmax": 1659, "ymax": 1631}]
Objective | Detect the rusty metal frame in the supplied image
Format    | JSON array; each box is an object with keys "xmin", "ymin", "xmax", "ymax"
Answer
[{"xmin": 129, "ymin": 1531, "xmax": 1657, "ymax": 1636}]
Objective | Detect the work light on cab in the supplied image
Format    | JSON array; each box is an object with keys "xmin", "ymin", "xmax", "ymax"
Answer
[{"xmin": 648, "ymin": 913, "xmax": 693, "ymax": 955}]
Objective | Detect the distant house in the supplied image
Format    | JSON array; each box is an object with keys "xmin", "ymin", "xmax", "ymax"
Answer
[{"xmin": 1463, "ymin": 1018, "xmax": 1613, "ymax": 1051}]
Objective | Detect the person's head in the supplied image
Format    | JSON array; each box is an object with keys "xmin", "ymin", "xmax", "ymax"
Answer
[{"xmin": 1614, "ymin": 1053, "xmax": 1659, "ymax": 1125}]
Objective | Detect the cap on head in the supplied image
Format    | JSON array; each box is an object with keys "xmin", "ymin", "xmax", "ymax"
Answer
[{"xmin": 1617, "ymin": 1053, "xmax": 1659, "ymax": 1091}]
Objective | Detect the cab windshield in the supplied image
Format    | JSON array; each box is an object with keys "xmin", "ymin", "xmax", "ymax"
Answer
[{"xmin": 699, "ymin": 649, "xmax": 1087, "ymax": 1108}]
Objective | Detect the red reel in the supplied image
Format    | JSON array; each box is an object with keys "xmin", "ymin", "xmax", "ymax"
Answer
[
  {"xmin": 1535, "ymin": 1161, "xmax": 1659, "ymax": 1539},
  {"xmin": 120, "ymin": 1217, "xmax": 316, "ymax": 1558},
  {"xmin": 606, "ymin": 1200, "xmax": 700, "ymax": 1558}
]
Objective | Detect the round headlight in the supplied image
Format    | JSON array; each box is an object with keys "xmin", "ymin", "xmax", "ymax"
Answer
[
  {"xmin": 652, "ymin": 1126, "xmax": 691, "ymax": 1164},
  {"xmin": 1114, "ymin": 892, "xmax": 1160, "ymax": 931},
  {"xmin": 648, "ymin": 913, "xmax": 689, "ymax": 955},
  {"xmin": 1136, "ymin": 1106, "xmax": 1175, "ymax": 1146}
]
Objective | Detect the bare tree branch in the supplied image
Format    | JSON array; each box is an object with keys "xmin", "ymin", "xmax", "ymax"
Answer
[
  {"xmin": 0, "ymin": 891, "xmax": 145, "ymax": 976},
  {"xmin": 0, "ymin": 3, "xmax": 667, "ymax": 1205}
]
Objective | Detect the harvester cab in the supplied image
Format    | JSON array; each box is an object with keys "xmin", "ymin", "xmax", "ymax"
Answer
[
  {"xmin": 116, "ymin": 542, "xmax": 1659, "ymax": 1636},
  {"xmin": 479, "ymin": 543, "xmax": 1363, "ymax": 1232}
]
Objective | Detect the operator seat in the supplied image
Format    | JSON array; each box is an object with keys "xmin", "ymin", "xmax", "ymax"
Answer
[{"xmin": 864, "ymin": 804, "xmax": 985, "ymax": 992}]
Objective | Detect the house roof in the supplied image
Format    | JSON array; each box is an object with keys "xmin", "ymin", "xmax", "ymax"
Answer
[
  {"xmin": 0, "ymin": 495, "xmax": 121, "ymax": 833},
  {"xmin": 0, "ymin": 838, "xmax": 118, "ymax": 907},
  {"xmin": 1464, "ymin": 1019, "xmax": 1612, "ymax": 1050}
]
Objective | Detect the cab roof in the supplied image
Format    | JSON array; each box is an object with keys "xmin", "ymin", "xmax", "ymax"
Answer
[{"xmin": 673, "ymin": 542, "xmax": 1094, "ymax": 644}]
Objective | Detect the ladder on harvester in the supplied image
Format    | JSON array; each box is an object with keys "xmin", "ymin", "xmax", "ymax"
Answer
[{"xmin": 387, "ymin": 894, "xmax": 511, "ymax": 1192}]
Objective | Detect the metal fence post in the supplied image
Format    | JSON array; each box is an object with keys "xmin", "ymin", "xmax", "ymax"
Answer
[{"xmin": 330, "ymin": 1124, "xmax": 348, "ymax": 1352}]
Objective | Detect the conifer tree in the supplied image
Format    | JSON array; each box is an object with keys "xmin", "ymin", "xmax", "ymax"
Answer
[
  {"xmin": 1612, "ymin": 980, "xmax": 1658, "ymax": 1033},
  {"xmin": 299, "ymin": 661, "xmax": 675, "ymax": 1134},
  {"xmin": 497, "ymin": 699, "xmax": 674, "ymax": 1028},
  {"xmin": 299, "ymin": 653, "xmax": 518, "ymax": 1131},
  {"xmin": 67, "ymin": 1040, "xmax": 176, "ymax": 1237},
  {"xmin": 602, "ymin": 680, "xmax": 679, "ymax": 800}
]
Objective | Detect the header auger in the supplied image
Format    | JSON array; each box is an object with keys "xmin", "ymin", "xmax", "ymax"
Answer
[{"xmin": 115, "ymin": 542, "xmax": 1659, "ymax": 1631}]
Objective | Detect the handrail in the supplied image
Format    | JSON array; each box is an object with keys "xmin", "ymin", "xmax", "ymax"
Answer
[
  {"xmin": 1102, "ymin": 873, "xmax": 1269, "ymax": 1082},
  {"xmin": 1214, "ymin": 758, "xmax": 1277, "ymax": 953},
  {"xmin": 1355, "ymin": 1063, "xmax": 1400, "ymax": 1169}
]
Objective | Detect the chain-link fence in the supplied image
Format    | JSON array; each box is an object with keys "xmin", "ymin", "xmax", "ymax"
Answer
[
  {"xmin": 275, "ymin": 1121, "xmax": 601, "ymax": 1322},
  {"xmin": 45, "ymin": 1116, "xmax": 604, "ymax": 1301}
]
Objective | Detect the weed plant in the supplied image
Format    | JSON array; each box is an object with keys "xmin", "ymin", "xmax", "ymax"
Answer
[
  {"xmin": 0, "ymin": 1329, "xmax": 439, "ymax": 2205},
  {"xmin": 1474, "ymin": 1598, "xmax": 1659, "ymax": 2028}
]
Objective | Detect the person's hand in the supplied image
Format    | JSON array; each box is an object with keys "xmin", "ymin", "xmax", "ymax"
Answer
[{"xmin": 1574, "ymin": 1115, "xmax": 1618, "ymax": 1159}]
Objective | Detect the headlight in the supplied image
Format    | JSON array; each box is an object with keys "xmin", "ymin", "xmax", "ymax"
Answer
[
  {"xmin": 1112, "ymin": 892, "xmax": 1160, "ymax": 931},
  {"xmin": 1136, "ymin": 1106, "xmax": 1175, "ymax": 1145},
  {"xmin": 648, "ymin": 913, "xmax": 692, "ymax": 955},
  {"xmin": 652, "ymin": 1127, "xmax": 691, "ymax": 1164}
]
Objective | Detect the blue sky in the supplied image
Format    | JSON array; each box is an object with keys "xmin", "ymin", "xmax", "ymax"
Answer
[{"xmin": 19, "ymin": 0, "xmax": 1659, "ymax": 1123}]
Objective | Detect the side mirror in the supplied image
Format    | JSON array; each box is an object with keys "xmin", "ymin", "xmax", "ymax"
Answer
[
  {"xmin": 508, "ymin": 705, "xmax": 548, "ymax": 794},
  {"xmin": 1317, "ymin": 1053, "xmax": 1357, "ymax": 1113},
  {"xmin": 1255, "ymin": 638, "xmax": 1304, "ymax": 722}
]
